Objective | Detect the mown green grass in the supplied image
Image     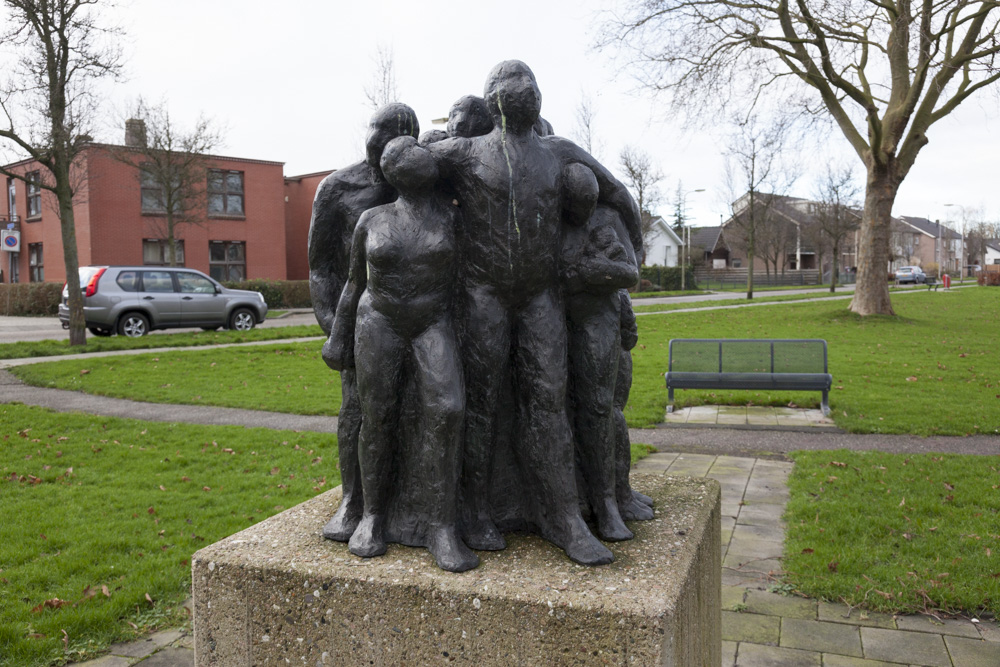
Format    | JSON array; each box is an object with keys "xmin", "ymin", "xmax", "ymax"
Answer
[
  {"xmin": 12, "ymin": 288, "xmax": 1000, "ymax": 435},
  {"xmin": 631, "ymin": 291, "xmax": 854, "ymax": 314},
  {"xmin": 626, "ymin": 287, "xmax": 1000, "ymax": 433},
  {"xmin": 0, "ymin": 404, "xmax": 339, "ymax": 667},
  {"xmin": 0, "ymin": 325, "xmax": 324, "ymax": 361},
  {"xmin": 631, "ymin": 289, "xmax": 708, "ymax": 299},
  {"xmin": 784, "ymin": 449, "xmax": 1000, "ymax": 616},
  {"xmin": 12, "ymin": 342, "xmax": 343, "ymax": 416}
]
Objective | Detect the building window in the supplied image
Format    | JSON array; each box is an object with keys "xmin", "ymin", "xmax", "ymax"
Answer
[
  {"xmin": 143, "ymin": 239, "xmax": 185, "ymax": 265},
  {"xmin": 732, "ymin": 258, "xmax": 742, "ymax": 268},
  {"xmin": 140, "ymin": 168, "xmax": 166, "ymax": 213},
  {"xmin": 209, "ymin": 241, "xmax": 245, "ymax": 281},
  {"xmin": 28, "ymin": 243, "xmax": 43, "ymax": 282},
  {"xmin": 26, "ymin": 171, "xmax": 41, "ymax": 218},
  {"xmin": 7, "ymin": 178, "xmax": 16, "ymax": 220},
  {"xmin": 207, "ymin": 170, "xmax": 244, "ymax": 217}
]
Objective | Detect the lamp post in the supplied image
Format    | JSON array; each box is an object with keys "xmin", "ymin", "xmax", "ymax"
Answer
[
  {"xmin": 679, "ymin": 189, "xmax": 706, "ymax": 290},
  {"xmin": 943, "ymin": 203, "xmax": 960, "ymax": 279}
]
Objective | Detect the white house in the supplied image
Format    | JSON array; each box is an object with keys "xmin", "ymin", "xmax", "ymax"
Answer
[
  {"xmin": 985, "ymin": 239, "xmax": 1000, "ymax": 266},
  {"xmin": 643, "ymin": 216, "xmax": 683, "ymax": 266}
]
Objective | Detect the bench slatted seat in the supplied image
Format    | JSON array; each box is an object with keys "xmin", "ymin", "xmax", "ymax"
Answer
[{"xmin": 665, "ymin": 339, "xmax": 832, "ymax": 416}]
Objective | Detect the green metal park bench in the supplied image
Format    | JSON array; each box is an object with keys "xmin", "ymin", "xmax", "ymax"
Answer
[{"xmin": 665, "ymin": 339, "xmax": 833, "ymax": 416}]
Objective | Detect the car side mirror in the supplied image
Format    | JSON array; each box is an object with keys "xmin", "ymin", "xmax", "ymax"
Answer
[{"xmin": 214, "ymin": 285, "xmax": 223, "ymax": 294}]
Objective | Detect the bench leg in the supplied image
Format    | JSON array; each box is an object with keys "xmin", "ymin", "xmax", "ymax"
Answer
[
  {"xmin": 667, "ymin": 386, "xmax": 675, "ymax": 413},
  {"xmin": 821, "ymin": 390, "xmax": 830, "ymax": 417}
]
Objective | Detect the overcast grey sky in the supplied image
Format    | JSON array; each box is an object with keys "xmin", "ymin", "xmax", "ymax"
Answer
[{"xmin": 21, "ymin": 1, "xmax": 1000, "ymax": 227}]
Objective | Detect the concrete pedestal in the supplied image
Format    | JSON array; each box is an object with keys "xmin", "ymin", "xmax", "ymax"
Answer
[{"xmin": 192, "ymin": 473, "xmax": 721, "ymax": 666}]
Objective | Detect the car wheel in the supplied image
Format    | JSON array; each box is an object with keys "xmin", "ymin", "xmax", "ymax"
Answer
[
  {"xmin": 229, "ymin": 308, "xmax": 255, "ymax": 332},
  {"xmin": 118, "ymin": 312, "xmax": 149, "ymax": 338},
  {"xmin": 88, "ymin": 327, "xmax": 112, "ymax": 337}
]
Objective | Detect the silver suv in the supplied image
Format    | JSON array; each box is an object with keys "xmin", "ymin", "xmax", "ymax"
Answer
[{"xmin": 59, "ymin": 266, "xmax": 268, "ymax": 337}]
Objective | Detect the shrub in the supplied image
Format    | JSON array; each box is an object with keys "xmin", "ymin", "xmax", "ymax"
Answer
[
  {"xmin": 978, "ymin": 271, "xmax": 1000, "ymax": 286},
  {"xmin": 639, "ymin": 265, "xmax": 695, "ymax": 291},
  {"xmin": 221, "ymin": 280, "xmax": 312, "ymax": 308},
  {"xmin": 0, "ymin": 282, "xmax": 63, "ymax": 316}
]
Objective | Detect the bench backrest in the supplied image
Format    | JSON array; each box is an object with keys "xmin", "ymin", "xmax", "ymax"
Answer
[{"xmin": 668, "ymin": 339, "xmax": 828, "ymax": 374}]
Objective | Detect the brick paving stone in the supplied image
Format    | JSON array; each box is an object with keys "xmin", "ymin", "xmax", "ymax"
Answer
[
  {"xmin": 746, "ymin": 406, "xmax": 779, "ymax": 425},
  {"xmin": 74, "ymin": 657, "xmax": 131, "ymax": 667},
  {"xmin": 722, "ymin": 553, "xmax": 783, "ymax": 575},
  {"xmin": 664, "ymin": 408, "xmax": 689, "ymax": 423},
  {"xmin": 743, "ymin": 590, "xmax": 817, "ymax": 620},
  {"xmin": 895, "ymin": 615, "xmax": 981, "ymax": 639},
  {"xmin": 736, "ymin": 502, "xmax": 786, "ymax": 526},
  {"xmin": 742, "ymin": 485, "xmax": 790, "ymax": 505},
  {"xmin": 735, "ymin": 642, "xmax": 822, "ymax": 666},
  {"xmin": 107, "ymin": 637, "xmax": 159, "ymax": 659},
  {"xmin": 149, "ymin": 630, "xmax": 183, "ymax": 647},
  {"xmin": 723, "ymin": 568, "xmax": 769, "ymax": 587},
  {"xmin": 132, "ymin": 647, "xmax": 193, "ymax": 666},
  {"xmin": 720, "ymin": 515, "xmax": 736, "ymax": 543},
  {"xmin": 686, "ymin": 406, "xmax": 719, "ymax": 423},
  {"xmin": 944, "ymin": 635, "xmax": 1000, "ymax": 665},
  {"xmin": 818, "ymin": 601, "xmax": 897, "ymax": 629},
  {"xmin": 172, "ymin": 633, "xmax": 194, "ymax": 649},
  {"xmin": 860, "ymin": 627, "xmax": 951, "ymax": 667},
  {"xmin": 722, "ymin": 610, "xmax": 780, "ymax": 645},
  {"xmin": 820, "ymin": 655, "xmax": 898, "ymax": 667},
  {"xmin": 780, "ymin": 618, "xmax": 862, "ymax": 656},
  {"xmin": 975, "ymin": 620, "xmax": 1000, "ymax": 643},
  {"xmin": 732, "ymin": 521, "xmax": 786, "ymax": 543},
  {"xmin": 722, "ymin": 585, "xmax": 747, "ymax": 611},
  {"xmin": 721, "ymin": 640, "xmax": 738, "ymax": 666},
  {"xmin": 712, "ymin": 455, "xmax": 757, "ymax": 471}
]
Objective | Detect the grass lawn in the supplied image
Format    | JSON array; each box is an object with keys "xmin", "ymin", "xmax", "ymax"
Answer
[
  {"xmin": 625, "ymin": 287, "xmax": 1000, "ymax": 433},
  {"xmin": 784, "ymin": 449, "xmax": 1000, "ymax": 616},
  {"xmin": 631, "ymin": 290, "xmax": 853, "ymax": 314},
  {"xmin": 0, "ymin": 404, "xmax": 339, "ymax": 667},
  {"xmin": 12, "ymin": 342, "xmax": 343, "ymax": 416},
  {"xmin": 631, "ymin": 289, "xmax": 708, "ymax": 299},
  {"xmin": 0, "ymin": 325, "xmax": 324, "ymax": 361},
  {"xmin": 11, "ymin": 287, "xmax": 1000, "ymax": 436}
]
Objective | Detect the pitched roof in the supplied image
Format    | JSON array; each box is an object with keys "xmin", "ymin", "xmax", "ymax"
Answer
[
  {"xmin": 689, "ymin": 226, "xmax": 724, "ymax": 252},
  {"xmin": 897, "ymin": 216, "xmax": 962, "ymax": 240}
]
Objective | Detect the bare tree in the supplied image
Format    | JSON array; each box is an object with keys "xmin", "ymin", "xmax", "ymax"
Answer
[
  {"xmin": 0, "ymin": 0, "xmax": 123, "ymax": 345},
  {"xmin": 965, "ymin": 217, "xmax": 1000, "ymax": 267},
  {"xmin": 813, "ymin": 165, "xmax": 861, "ymax": 292},
  {"xmin": 723, "ymin": 115, "xmax": 792, "ymax": 299},
  {"xmin": 573, "ymin": 92, "xmax": 601, "ymax": 157},
  {"xmin": 363, "ymin": 44, "xmax": 398, "ymax": 110},
  {"xmin": 618, "ymin": 144, "xmax": 663, "ymax": 248},
  {"xmin": 110, "ymin": 99, "xmax": 224, "ymax": 266},
  {"xmin": 599, "ymin": 1, "xmax": 1000, "ymax": 316}
]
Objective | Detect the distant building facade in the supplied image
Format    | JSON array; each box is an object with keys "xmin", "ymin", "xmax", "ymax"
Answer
[{"xmin": 1, "ymin": 125, "xmax": 326, "ymax": 285}]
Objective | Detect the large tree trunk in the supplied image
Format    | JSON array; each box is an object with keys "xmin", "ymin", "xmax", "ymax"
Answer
[
  {"xmin": 56, "ymin": 176, "xmax": 86, "ymax": 346},
  {"xmin": 849, "ymin": 165, "xmax": 898, "ymax": 316}
]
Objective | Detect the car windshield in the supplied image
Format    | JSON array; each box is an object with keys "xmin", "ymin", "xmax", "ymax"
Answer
[{"xmin": 899, "ymin": 268, "xmax": 912, "ymax": 273}]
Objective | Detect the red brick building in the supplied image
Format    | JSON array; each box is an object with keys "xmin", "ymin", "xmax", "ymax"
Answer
[{"xmin": 2, "ymin": 137, "xmax": 326, "ymax": 285}]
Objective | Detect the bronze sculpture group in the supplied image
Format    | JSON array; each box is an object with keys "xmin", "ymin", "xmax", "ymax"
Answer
[{"xmin": 309, "ymin": 61, "xmax": 652, "ymax": 572}]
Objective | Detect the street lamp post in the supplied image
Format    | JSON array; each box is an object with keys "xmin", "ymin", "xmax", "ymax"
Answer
[{"xmin": 679, "ymin": 189, "xmax": 706, "ymax": 291}]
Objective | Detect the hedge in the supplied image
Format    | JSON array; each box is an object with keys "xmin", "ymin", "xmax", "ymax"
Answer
[
  {"xmin": 638, "ymin": 265, "xmax": 695, "ymax": 292},
  {"xmin": 221, "ymin": 279, "xmax": 312, "ymax": 308},
  {"xmin": 0, "ymin": 282, "xmax": 63, "ymax": 316}
]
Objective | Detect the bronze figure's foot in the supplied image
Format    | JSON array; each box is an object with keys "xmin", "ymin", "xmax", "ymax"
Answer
[
  {"xmin": 321, "ymin": 499, "xmax": 362, "ymax": 542},
  {"xmin": 348, "ymin": 515, "xmax": 387, "ymax": 558},
  {"xmin": 464, "ymin": 515, "xmax": 506, "ymax": 551},
  {"xmin": 632, "ymin": 489, "xmax": 654, "ymax": 507},
  {"xmin": 563, "ymin": 516, "xmax": 614, "ymax": 566},
  {"xmin": 596, "ymin": 500, "xmax": 634, "ymax": 542},
  {"xmin": 430, "ymin": 526, "xmax": 480, "ymax": 572},
  {"xmin": 620, "ymin": 496, "xmax": 655, "ymax": 521}
]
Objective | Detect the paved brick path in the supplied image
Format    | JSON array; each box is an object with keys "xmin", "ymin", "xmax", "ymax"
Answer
[{"xmin": 635, "ymin": 452, "xmax": 1000, "ymax": 666}]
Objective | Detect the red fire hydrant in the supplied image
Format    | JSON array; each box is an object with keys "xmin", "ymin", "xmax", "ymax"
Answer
[{"xmin": 943, "ymin": 274, "xmax": 951, "ymax": 289}]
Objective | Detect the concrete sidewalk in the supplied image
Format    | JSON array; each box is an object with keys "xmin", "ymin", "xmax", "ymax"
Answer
[{"xmin": 635, "ymin": 452, "xmax": 1000, "ymax": 667}]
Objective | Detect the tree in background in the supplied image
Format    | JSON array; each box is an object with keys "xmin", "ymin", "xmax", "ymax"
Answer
[
  {"xmin": 723, "ymin": 115, "xmax": 793, "ymax": 299},
  {"xmin": 813, "ymin": 165, "xmax": 861, "ymax": 292},
  {"xmin": 599, "ymin": 0, "xmax": 1000, "ymax": 316},
  {"xmin": 573, "ymin": 92, "xmax": 601, "ymax": 158},
  {"xmin": 618, "ymin": 144, "xmax": 664, "ymax": 250},
  {"xmin": 363, "ymin": 44, "xmax": 398, "ymax": 110},
  {"xmin": 0, "ymin": 0, "xmax": 123, "ymax": 346},
  {"xmin": 110, "ymin": 99, "xmax": 224, "ymax": 267}
]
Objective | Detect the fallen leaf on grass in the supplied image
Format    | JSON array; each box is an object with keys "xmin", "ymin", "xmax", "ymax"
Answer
[
  {"xmin": 801, "ymin": 548, "xmax": 814, "ymax": 554},
  {"xmin": 102, "ymin": 585, "xmax": 110, "ymax": 598},
  {"xmin": 828, "ymin": 561, "xmax": 839, "ymax": 572},
  {"xmin": 906, "ymin": 376, "xmax": 918, "ymax": 381},
  {"xmin": 145, "ymin": 593, "xmax": 153, "ymax": 604},
  {"xmin": 79, "ymin": 369, "xmax": 90, "ymax": 376},
  {"xmin": 147, "ymin": 507, "xmax": 155, "ymax": 515},
  {"xmin": 31, "ymin": 598, "xmax": 69, "ymax": 613}
]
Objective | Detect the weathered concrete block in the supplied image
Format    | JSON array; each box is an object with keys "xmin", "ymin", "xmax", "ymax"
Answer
[{"xmin": 192, "ymin": 474, "xmax": 721, "ymax": 666}]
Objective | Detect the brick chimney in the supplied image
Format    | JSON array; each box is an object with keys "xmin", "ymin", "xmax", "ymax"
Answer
[{"xmin": 125, "ymin": 119, "xmax": 147, "ymax": 148}]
